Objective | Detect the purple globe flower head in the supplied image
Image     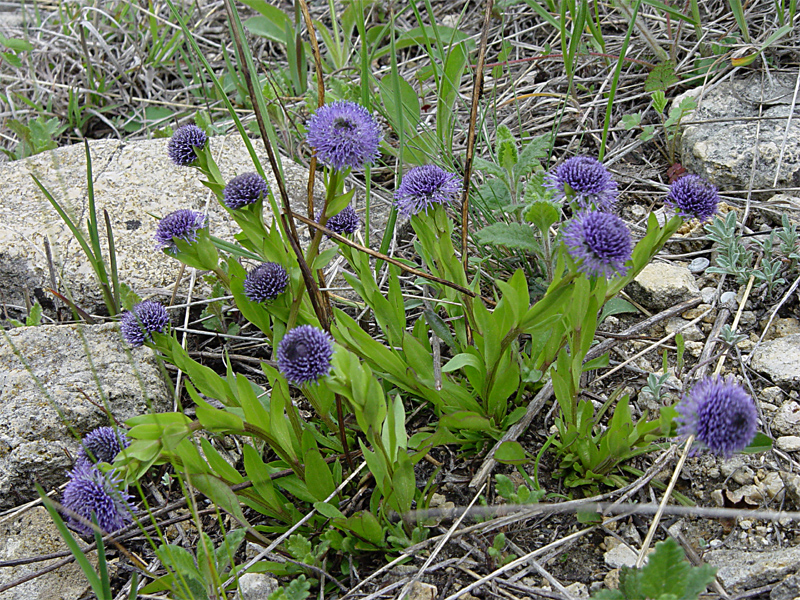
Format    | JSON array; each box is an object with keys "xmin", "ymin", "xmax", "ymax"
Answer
[
  {"xmin": 77, "ymin": 427, "xmax": 130, "ymax": 465},
  {"xmin": 120, "ymin": 300, "xmax": 169, "ymax": 347},
  {"xmin": 154, "ymin": 209, "xmax": 207, "ymax": 254},
  {"xmin": 306, "ymin": 100, "xmax": 382, "ymax": 171},
  {"xmin": 321, "ymin": 204, "xmax": 360, "ymax": 236},
  {"xmin": 277, "ymin": 325, "xmax": 334, "ymax": 386},
  {"xmin": 676, "ymin": 375, "xmax": 757, "ymax": 459},
  {"xmin": 223, "ymin": 172, "xmax": 270, "ymax": 210},
  {"xmin": 394, "ymin": 165, "xmax": 462, "ymax": 217},
  {"xmin": 243, "ymin": 262, "xmax": 289, "ymax": 303},
  {"xmin": 665, "ymin": 174, "xmax": 719, "ymax": 222},
  {"xmin": 61, "ymin": 461, "xmax": 135, "ymax": 535},
  {"xmin": 563, "ymin": 210, "xmax": 632, "ymax": 278},
  {"xmin": 545, "ymin": 156, "xmax": 618, "ymax": 210},
  {"xmin": 167, "ymin": 124, "xmax": 208, "ymax": 167}
]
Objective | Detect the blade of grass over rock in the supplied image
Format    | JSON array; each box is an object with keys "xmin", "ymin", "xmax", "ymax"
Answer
[
  {"xmin": 104, "ymin": 209, "xmax": 120, "ymax": 313},
  {"xmin": 600, "ymin": 0, "xmax": 643, "ymax": 160}
]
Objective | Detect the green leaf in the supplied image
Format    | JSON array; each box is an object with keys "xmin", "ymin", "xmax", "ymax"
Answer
[
  {"xmin": 494, "ymin": 474, "xmax": 514, "ymax": 500},
  {"xmin": 474, "ymin": 222, "xmax": 540, "ymax": 253},
  {"xmin": 314, "ymin": 501, "xmax": 345, "ymax": 520},
  {"xmin": 476, "ymin": 178, "xmax": 512, "ymax": 211},
  {"xmin": 191, "ymin": 473, "xmax": 248, "ymax": 525},
  {"xmin": 638, "ymin": 538, "xmax": 693, "ymax": 599},
  {"xmin": 513, "ymin": 134, "xmax": 551, "ymax": 179},
  {"xmin": 494, "ymin": 441, "xmax": 528, "ymax": 465},
  {"xmin": 26, "ymin": 302, "xmax": 42, "ymax": 326},
  {"xmin": 645, "ymin": 60, "xmax": 679, "ymax": 92},
  {"xmin": 496, "ymin": 124, "xmax": 518, "ymax": 171},
  {"xmin": 599, "ymin": 297, "xmax": 638, "ymax": 322},
  {"xmin": 440, "ymin": 411, "xmax": 495, "ymax": 432},
  {"xmin": 621, "ymin": 112, "xmax": 642, "ymax": 130},
  {"xmin": 741, "ymin": 432, "xmax": 772, "ymax": 454},
  {"xmin": 378, "ymin": 73, "xmax": 421, "ymax": 136},
  {"xmin": 442, "ymin": 353, "xmax": 483, "ymax": 373},
  {"xmin": 304, "ymin": 448, "xmax": 335, "ymax": 502},
  {"xmin": 524, "ymin": 200, "xmax": 560, "ymax": 235}
]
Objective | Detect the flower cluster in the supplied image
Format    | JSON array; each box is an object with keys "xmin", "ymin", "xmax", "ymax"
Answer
[
  {"xmin": 676, "ymin": 375, "xmax": 757, "ymax": 458},
  {"xmin": 120, "ymin": 300, "xmax": 169, "ymax": 347},
  {"xmin": 563, "ymin": 210, "xmax": 632, "ymax": 278},
  {"xmin": 77, "ymin": 427, "xmax": 130, "ymax": 465},
  {"xmin": 154, "ymin": 209, "xmax": 206, "ymax": 254},
  {"xmin": 546, "ymin": 156, "xmax": 618, "ymax": 211},
  {"xmin": 665, "ymin": 174, "xmax": 718, "ymax": 221},
  {"xmin": 61, "ymin": 461, "xmax": 135, "ymax": 535},
  {"xmin": 323, "ymin": 205, "xmax": 360, "ymax": 236},
  {"xmin": 306, "ymin": 101, "xmax": 382, "ymax": 171},
  {"xmin": 223, "ymin": 172, "xmax": 270, "ymax": 210},
  {"xmin": 243, "ymin": 262, "xmax": 289, "ymax": 303},
  {"xmin": 167, "ymin": 124, "xmax": 208, "ymax": 167},
  {"xmin": 394, "ymin": 165, "xmax": 462, "ymax": 217},
  {"xmin": 277, "ymin": 325, "xmax": 334, "ymax": 386}
]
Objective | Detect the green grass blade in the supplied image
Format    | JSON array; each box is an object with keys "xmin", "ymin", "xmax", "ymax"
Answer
[
  {"xmin": 92, "ymin": 520, "xmax": 112, "ymax": 600},
  {"xmin": 728, "ymin": 0, "xmax": 751, "ymax": 42},
  {"xmin": 37, "ymin": 484, "xmax": 104, "ymax": 595},
  {"xmin": 104, "ymin": 209, "xmax": 120, "ymax": 313},
  {"xmin": 354, "ymin": 0, "xmax": 374, "ymax": 242},
  {"xmin": 30, "ymin": 174, "xmax": 98, "ymax": 272},
  {"xmin": 600, "ymin": 0, "xmax": 643, "ymax": 160}
]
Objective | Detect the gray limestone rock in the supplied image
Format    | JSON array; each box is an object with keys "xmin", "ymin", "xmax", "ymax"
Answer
[
  {"xmin": 678, "ymin": 73, "xmax": 800, "ymax": 198},
  {"xmin": 706, "ymin": 545, "xmax": 800, "ymax": 591},
  {"xmin": 0, "ymin": 136, "xmax": 388, "ymax": 318},
  {"xmin": 233, "ymin": 573, "xmax": 279, "ymax": 600},
  {"xmin": 625, "ymin": 263, "xmax": 700, "ymax": 311},
  {"xmin": 750, "ymin": 334, "xmax": 800, "ymax": 390},
  {"xmin": 0, "ymin": 322, "xmax": 170, "ymax": 508},
  {"xmin": 770, "ymin": 400, "xmax": 800, "ymax": 437},
  {"xmin": 0, "ymin": 507, "xmax": 96, "ymax": 600},
  {"xmin": 772, "ymin": 572, "xmax": 800, "ymax": 600}
]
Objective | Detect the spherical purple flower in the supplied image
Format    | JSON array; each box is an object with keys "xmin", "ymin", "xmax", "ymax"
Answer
[
  {"xmin": 322, "ymin": 205, "xmax": 360, "ymax": 235},
  {"xmin": 167, "ymin": 124, "xmax": 208, "ymax": 166},
  {"xmin": 77, "ymin": 427, "xmax": 130, "ymax": 465},
  {"xmin": 154, "ymin": 209, "xmax": 206, "ymax": 254},
  {"xmin": 223, "ymin": 172, "xmax": 270, "ymax": 210},
  {"xmin": 306, "ymin": 100, "xmax": 382, "ymax": 171},
  {"xmin": 563, "ymin": 210, "xmax": 632, "ymax": 278},
  {"xmin": 665, "ymin": 174, "xmax": 718, "ymax": 221},
  {"xmin": 120, "ymin": 300, "xmax": 169, "ymax": 347},
  {"xmin": 277, "ymin": 325, "xmax": 334, "ymax": 386},
  {"xmin": 676, "ymin": 375, "xmax": 757, "ymax": 459},
  {"xmin": 61, "ymin": 461, "xmax": 135, "ymax": 535},
  {"xmin": 545, "ymin": 156, "xmax": 618, "ymax": 210},
  {"xmin": 394, "ymin": 165, "xmax": 462, "ymax": 217},
  {"xmin": 243, "ymin": 262, "xmax": 289, "ymax": 303}
]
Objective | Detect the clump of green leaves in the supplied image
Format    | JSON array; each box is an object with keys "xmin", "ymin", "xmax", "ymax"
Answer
[
  {"xmin": 8, "ymin": 302, "xmax": 43, "ymax": 328},
  {"xmin": 141, "ymin": 529, "xmax": 247, "ymax": 600},
  {"xmin": 495, "ymin": 473, "xmax": 544, "ymax": 504},
  {"xmin": 3, "ymin": 116, "xmax": 62, "ymax": 160},
  {"xmin": 592, "ymin": 537, "xmax": 716, "ymax": 600},
  {"xmin": 622, "ymin": 62, "xmax": 697, "ymax": 164},
  {"xmin": 269, "ymin": 575, "xmax": 312, "ymax": 600}
]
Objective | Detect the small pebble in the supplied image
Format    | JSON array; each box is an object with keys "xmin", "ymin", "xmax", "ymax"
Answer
[
  {"xmin": 700, "ymin": 287, "xmax": 716, "ymax": 304},
  {"xmin": 777, "ymin": 436, "xmax": 800, "ymax": 452},
  {"xmin": 688, "ymin": 257, "xmax": 710, "ymax": 273},
  {"xmin": 720, "ymin": 291, "xmax": 738, "ymax": 309}
]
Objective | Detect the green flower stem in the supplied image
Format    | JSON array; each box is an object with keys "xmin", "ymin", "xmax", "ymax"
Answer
[{"xmin": 241, "ymin": 422, "xmax": 304, "ymax": 479}]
